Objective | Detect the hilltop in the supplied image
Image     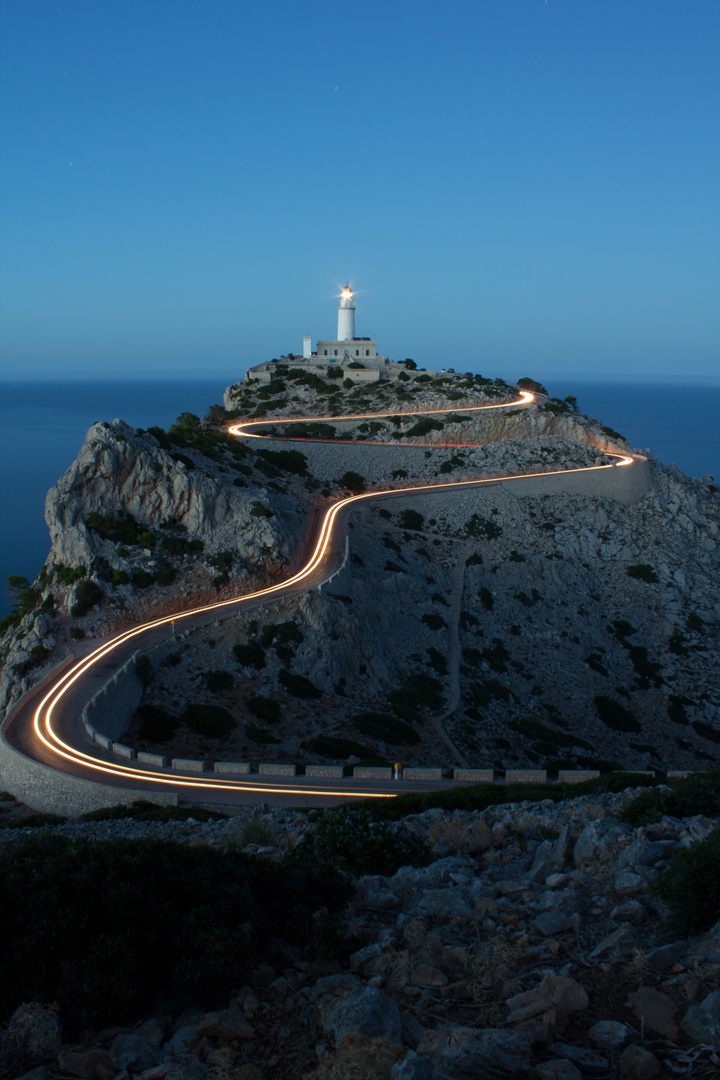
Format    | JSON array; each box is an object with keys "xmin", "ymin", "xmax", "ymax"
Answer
[{"xmin": 0, "ymin": 362, "xmax": 718, "ymax": 776}]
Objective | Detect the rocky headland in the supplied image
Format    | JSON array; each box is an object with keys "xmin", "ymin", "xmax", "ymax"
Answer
[{"xmin": 1, "ymin": 362, "xmax": 717, "ymax": 775}]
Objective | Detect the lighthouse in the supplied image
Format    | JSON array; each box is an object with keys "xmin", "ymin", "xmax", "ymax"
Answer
[{"xmin": 337, "ymin": 285, "xmax": 356, "ymax": 342}]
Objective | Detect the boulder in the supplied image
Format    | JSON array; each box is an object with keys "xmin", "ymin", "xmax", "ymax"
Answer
[
  {"xmin": 195, "ymin": 1010, "xmax": 255, "ymax": 1042},
  {"xmin": 626, "ymin": 987, "xmax": 679, "ymax": 1040},
  {"xmin": 618, "ymin": 1045, "xmax": 661, "ymax": 1079},
  {"xmin": 318, "ymin": 987, "xmax": 403, "ymax": 1046},
  {"xmin": 416, "ymin": 1026, "xmax": 531, "ymax": 1077},
  {"xmin": 588, "ymin": 1020, "xmax": 633, "ymax": 1051},
  {"xmin": 681, "ymin": 989, "xmax": 720, "ymax": 1048},
  {"xmin": 110, "ymin": 1034, "xmax": 160, "ymax": 1073},
  {"xmin": 57, "ymin": 1050, "xmax": 115, "ymax": 1079}
]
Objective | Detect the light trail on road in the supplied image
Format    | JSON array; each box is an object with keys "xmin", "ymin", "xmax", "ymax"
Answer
[{"xmin": 7, "ymin": 388, "xmax": 635, "ymax": 804}]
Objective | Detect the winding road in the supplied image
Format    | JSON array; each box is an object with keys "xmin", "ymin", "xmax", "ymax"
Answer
[{"xmin": 2, "ymin": 389, "xmax": 638, "ymax": 809}]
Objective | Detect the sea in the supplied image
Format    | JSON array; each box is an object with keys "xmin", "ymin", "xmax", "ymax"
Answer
[{"xmin": 0, "ymin": 376, "xmax": 718, "ymax": 616}]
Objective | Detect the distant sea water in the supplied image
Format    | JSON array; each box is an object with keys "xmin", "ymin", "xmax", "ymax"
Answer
[{"xmin": 0, "ymin": 376, "xmax": 718, "ymax": 616}]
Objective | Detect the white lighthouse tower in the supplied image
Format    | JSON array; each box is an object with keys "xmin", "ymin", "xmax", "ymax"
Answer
[{"xmin": 337, "ymin": 285, "xmax": 356, "ymax": 342}]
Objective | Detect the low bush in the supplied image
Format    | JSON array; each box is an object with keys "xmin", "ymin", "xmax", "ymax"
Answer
[
  {"xmin": 0, "ymin": 833, "xmax": 350, "ymax": 1033},
  {"xmin": 250, "ymin": 501, "xmax": 274, "ymax": 517},
  {"xmin": 13, "ymin": 644, "xmax": 51, "ymax": 679},
  {"xmin": 136, "ymin": 704, "xmax": 180, "ymax": 742},
  {"xmin": 340, "ymin": 471, "xmax": 365, "ymax": 493},
  {"xmin": 70, "ymin": 579, "xmax": 103, "ymax": 617},
  {"xmin": 131, "ymin": 570, "xmax": 154, "ymax": 589},
  {"xmin": 305, "ymin": 735, "xmax": 374, "ymax": 759},
  {"xmin": 626, "ymin": 564, "xmax": 658, "ymax": 584},
  {"xmin": 80, "ymin": 801, "xmax": 227, "ymax": 824},
  {"xmin": 422, "ymin": 613, "xmax": 447, "ymax": 631},
  {"xmin": 653, "ymin": 829, "xmax": 720, "ymax": 933},
  {"xmin": 256, "ymin": 448, "xmax": 308, "ymax": 476},
  {"xmin": 233, "ymin": 641, "xmax": 266, "ymax": 669},
  {"xmin": 353, "ymin": 712, "xmax": 420, "ymax": 746},
  {"xmin": 246, "ymin": 725, "xmax": 279, "ymax": 744},
  {"xmin": 247, "ymin": 695, "xmax": 281, "ymax": 723},
  {"xmin": 291, "ymin": 806, "xmax": 430, "ymax": 877},
  {"xmin": 388, "ymin": 672, "xmax": 443, "ymax": 719},
  {"xmin": 161, "ymin": 536, "xmax": 204, "ymax": 557},
  {"xmin": 279, "ymin": 670, "xmax": 322, "ymax": 699},
  {"xmin": 594, "ymin": 695, "xmax": 641, "ymax": 733},
  {"xmin": 206, "ymin": 669, "xmax": 235, "ymax": 693},
  {"xmin": 623, "ymin": 770, "xmax": 720, "ymax": 826},
  {"xmin": 399, "ymin": 509, "xmax": 424, "ymax": 531},
  {"xmin": 405, "ymin": 417, "xmax": 443, "ymax": 437},
  {"xmin": 182, "ymin": 703, "xmax": 236, "ymax": 738}
]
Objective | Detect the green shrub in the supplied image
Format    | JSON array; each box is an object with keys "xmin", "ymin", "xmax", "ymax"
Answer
[
  {"xmin": 206, "ymin": 669, "xmax": 235, "ymax": 693},
  {"xmin": 0, "ymin": 812, "xmax": 66, "ymax": 830},
  {"xmin": 693, "ymin": 721, "xmax": 720, "ymax": 744},
  {"xmin": 70, "ymin": 579, "xmax": 103, "ymax": 617},
  {"xmin": 467, "ymin": 514, "xmax": 502, "ymax": 540},
  {"xmin": 80, "ymin": 800, "xmax": 226, "ymax": 824},
  {"xmin": 340, "ymin": 471, "xmax": 365, "ymax": 493},
  {"xmin": 305, "ymin": 735, "xmax": 374, "ymax": 759},
  {"xmin": 353, "ymin": 712, "xmax": 420, "ymax": 746},
  {"xmin": 85, "ymin": 511, "xmax": 141, "ymax": 546},
  {"xmin": 422, "ymin": 613, "xmax": 447, "ymax": 631},
  {"xmin": 246, "ymin": 725, "xmax": 280, "ymax": 744},
  {"xmin": 405, "ymin": 417, "xmax": 443, "ymax": 437},
  {"xmin": 479, "ymin": 587, "xmax": 494, "ymax": 610},
  {"xmin": 153, "ymin": 561, "xmax": 176, "ymax": 587},
  {"xmin": 256, "ymin": 448, "xmax": 308, "ymax": 476},
  {"xmin": 55, "ymin": 565, "xmax": 87, "ymax": 585},
  {"xmin": 399, "ymin": 509, "xmax": 424, "ymax": 531},
  {"xmin": 388, "ymin": 672, "xmax": 443, "ymax": 719},
  {"xmin": 594, "ymin": 695, "xmax": 641, "ymax": 733},
  {"xmin": 161, "ymin": 536, "xmax": 204, "ymax": 557},
  {"xmin": 426, "ymin": 647, "xmax": 448, "ymax": 675},
  {"xmin": 137, "ymin": 531, "xmax": 156, "ymax": 548},
  {"xmin": 0, "ymin": 833, "xmax": 350, "ymax": 1034},
  {"xmin": 136, "ymin": 704, "xmax": 180, "ymax": 742},
  {"xmin": 247, "ymin": 695, "xmax": 281, "ymax": 723},
  {"xmin": 653, "ymin": 830, "xmax": 720, "ymax": 933},
  {"xmin": 626, "ymin": 564, "xmax": 658, "ymax": 584},
  {"xmin": 69, "ymin": 626, "xmax": 85, "ymax": 641},
  {"xmin": 233, "ymin": 641, "xmax": 266, "ymax": 669},
  {"xmin": 292, "ymin": 806, "xmax": 430, "ymax": 877},
  {"xmin": 135, "ymin": 653, "xmax": 153, "ymax": 687},
  {"xmin": 238, "ymin": 819, "xmax": 276, "ymax": 847},
  {"xmin": 182, "ymin": 703, "xmax": 236, "ymax": 737},
  {"xmin": 279, "ymin": 670, "xmax": 322, "ymax": 699},
  {"xmin": 112, "ymin": 570, "xmax": 130, "ymax": 585},
  {"xmin": 250, "ymin": 501, "xmax": 274, "ymax": 517},
  {"xmin": 623, "ymin": 770, "xmax": 720, "ymax": 826},
  {"xmin": 13, "ymin": 644, "xmax": 51, "ymax": 678},
  {"xmin": 131, "ymin": 570, "xmax": 154, "ymax": 589}
]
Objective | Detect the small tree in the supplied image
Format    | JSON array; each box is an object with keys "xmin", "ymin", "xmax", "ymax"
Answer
[
  {"xmin": 564, "ymin": 395, "xmax": 578, "ymax": 412},
  {"xmin": 517, "ymin": 377, "xmax": 548, "ymax": 396},
  {"xmin": 341, "ymin": 471, "xmax": 365, "ymax": 493},
  {"xmin": 404, "ymin": 358, "xmax": 417, "ymax": 370}
]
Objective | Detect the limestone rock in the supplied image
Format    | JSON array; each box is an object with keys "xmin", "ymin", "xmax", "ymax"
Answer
[
  {"xmin": 416, "ymin": 1026, "xmax": 531, "ymax": 1077},
  {"xmin": 626, "ymin": 987, "xmax": 679, "ymax": 1040},
  {"xmin": 318, "ymin": 986, "xmax": 403, "ymax": 1046},
  {"xmin": 618, "ymin": 1045, "xmax": 661, "ymax": 1079},
  {"xmin": 57, "ymin": 1049, "xmax": 115, "ymax": 1079},
  {"xmin": 109, "ymin": 1034, "xmax": 160, "ymax": 1072},
  {"xmin": 681, "ymin": 989, "xmax": 720, "ymax": 1048},
  {"xmin": 195, "ymin": 1009, "xmax": 255, "ymax": 1041}
]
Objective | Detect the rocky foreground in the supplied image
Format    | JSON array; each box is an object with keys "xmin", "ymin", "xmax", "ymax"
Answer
[{"xmin": 3, "ymin": 784, "xmax": 720, "ymax": 1080}]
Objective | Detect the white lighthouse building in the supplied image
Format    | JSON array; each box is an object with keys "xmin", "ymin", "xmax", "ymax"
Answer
[{"xmin": 314, "ymin": 284, "xmax": 383, "ymax": 366}]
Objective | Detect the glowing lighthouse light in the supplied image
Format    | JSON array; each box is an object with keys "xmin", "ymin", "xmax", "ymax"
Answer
[{"xmin": 337, "ymin": 284, "xmax": 356, "ymax": 342}]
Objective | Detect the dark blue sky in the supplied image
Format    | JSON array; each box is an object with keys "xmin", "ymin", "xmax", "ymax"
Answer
[{"xmin": 1, "ymin": 0, "xmax": 718, "ymax": 381}]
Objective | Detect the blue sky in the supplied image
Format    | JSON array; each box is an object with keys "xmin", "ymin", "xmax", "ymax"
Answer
[{"xmin": 1, "ymin": 0, "xmax": 718, "ymax": 382}]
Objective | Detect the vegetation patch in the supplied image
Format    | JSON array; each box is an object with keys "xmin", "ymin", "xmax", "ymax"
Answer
[
  {"xmin": 388, "ymin": 673, "xmax": 443, "ymax": 720},
  {"xmin": 623, "ymin": 770, "xmax": 720, "ymax": 827},
  {"xmin": 305, "ymin": 735, "xmax": 374, "ymax": 759},
  {"xmin": 247, "ymin": 695, "xmax": 281, "ymax": 724},
  {"xmin": 353, "ymin": 712, "xmax": 420, "ymax": 746},
  {"xmin": 404, "ymin": 418, "xmax": 443, "ymax": 437},
  {"xmin": 653, "ymin": 829, "xmax": 720, "ymax": 933},
  {"xmin": 467, "ymin": 514, "xmax": 502, "ymax": 540},
  {"xmin": 0, "ymin": 832, "xmax": 350, "ymax": 1034},
  {"xmin": 233, "ymin": 641, "xmax": 266, "ymax": 669},
  {"xmin": 291, "ymin": 806, "xmax": 429, "ymax": 878},
  {"xmin": 279, "ymin": 669, "xmax": 322, "ymax": 699},
  {"xmin": 182, "ymin": 703, "xmax": 236, "ymax": 738},
  {"xmin": 594, "ymin": 695, "xmax": 641, "ymax": 733},
  {"xmin": 422, "ymin": 613, "xmax": 447, "ymax": 631},
  {"xmin": 246, "ymin": 725, "xmax": 280, "ymax": 744},
  {"xmin": 136, "ymin": 704, "xmax": 180, "ymax": 742},
  {"xmin": 626, "ymin": 564, "xmax": 658, "ymax": 584},
  {"xmin": 206, "ymin": 669, "xmax": 235, "ymax": 693},
  {"xmin": 70, "ymin": 579, "xmax": 103, "ymax": 617}
]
